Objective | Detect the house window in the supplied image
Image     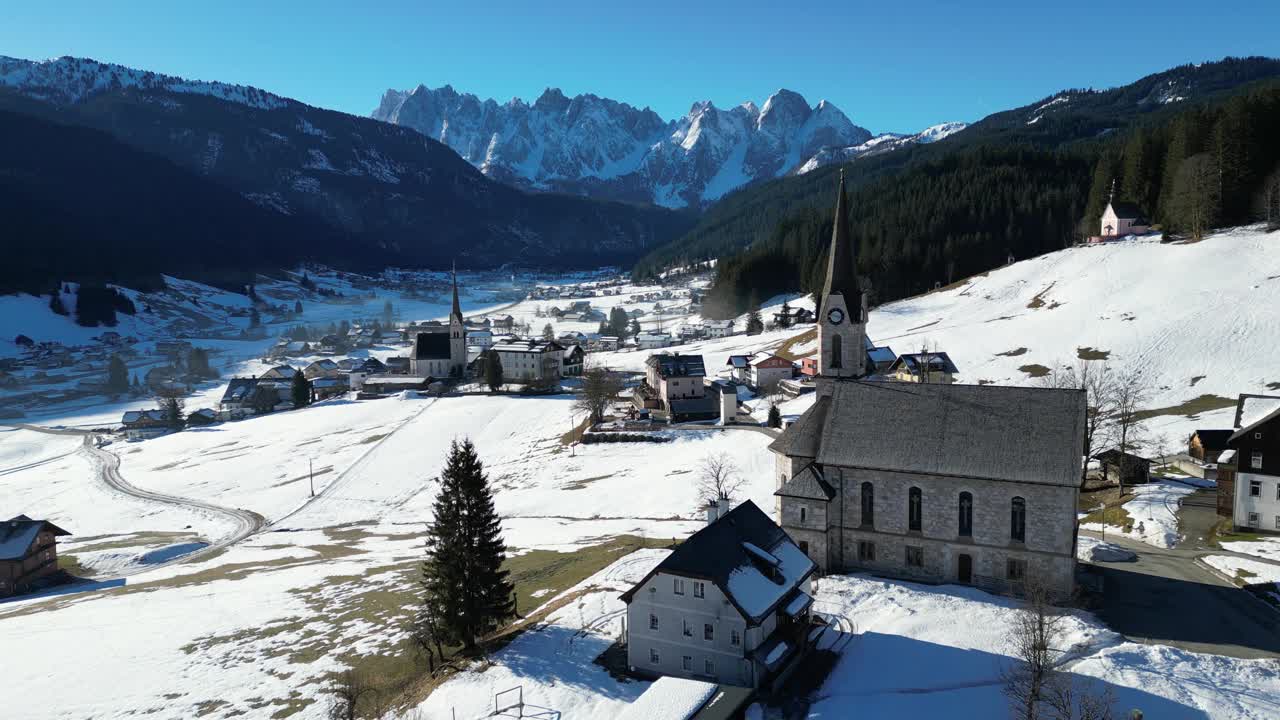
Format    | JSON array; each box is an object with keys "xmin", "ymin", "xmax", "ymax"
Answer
[
  {"xmin": 861, "ymin": 482, "xmax": 874, "ymax": 526},
  {"xmin": 1275, "ymin": 516, "xmax": 1280, "ymax": 531},
  {"xmin": 1250, "ymin": 480, "xmax": 1262, "ymax": 497},
  {"xmin": 1252, "ymin": 452, "xmax": 1264, "ymax": 469},
  {"xmin": 906, "ymin": 546, "xmax": 924, "ymax": 568},
  {"xmin": 799, "ymin": 540, "xmax": 809, "ymax": 556},
  {"xmin": 731, "ymin": 629, "xmax": 741, "ymax": 646},
  {"xmin": 1248, "ymin": 512, "xmax": 1260, "ymax": 527},
  {"xmin": 650, "ymin": 648, "xmax": 660, "ymax": 664},
  {"xmin": 704, "ymin": 658, "xmax": 715, "ymax": 676},
  {"xmin": 908, "ymin": 487, "xmax": 923, "ymax": 532},
  {"xmin": 683, "ymin": 620, "xmax": 693, "ymax": 637},
  {"xmin": 800, "ymin": 506, "xmax": 807, "ymax": 523},
  {"xmin": 958, "ymin": 492, "xmax": 973, "ymax": 537},
  {"xmin": 830, "ymin": 333, "xmax": 843, "ymax": 369},
  {"xmin": 693, "ymin": 581, "xmax": 705, "ymax": 598},
  {"xmin": 673, "ymin": 578, "xmax": 685, "ymax": 595},
  {"xmin": 682, "ymin": 655, "xmax": 692, "ymax": 672},
  {"xmin": 858, "ymin": 541, "xmax": 875, "ymax": 563},
  {"xmin": 1010, "ymin": 497, "xmax": 1027, "ymax": 543},
  {"xmin": 649, "ymin": 613, "xmax": 659, "ymax": 630},
  {"xmin": 1007, "ymin": 558, "xmax": 1026, "ymax": 582},
  {"xmin": 704, "ymin": 623, "xmax": 714, "ymax": 641}
]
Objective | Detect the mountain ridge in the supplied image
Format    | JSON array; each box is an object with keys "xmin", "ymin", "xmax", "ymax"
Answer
[{"xmin": 372, "ymin": 82, "xmax": 942, "ymax": 208}]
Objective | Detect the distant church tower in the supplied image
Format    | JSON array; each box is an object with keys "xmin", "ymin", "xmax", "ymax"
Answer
[
  {"xmin": 449, "ymin": 267, "xmax": 466, "ymax": 377},
  {"xmin": 817, "ymin": 171, "xmax": 868, "ymax": 380}
]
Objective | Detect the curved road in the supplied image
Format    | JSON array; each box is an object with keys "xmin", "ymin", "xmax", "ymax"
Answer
[{"xmin": 5, "ymin": 423, "xmax": 265, "ymax": 576}]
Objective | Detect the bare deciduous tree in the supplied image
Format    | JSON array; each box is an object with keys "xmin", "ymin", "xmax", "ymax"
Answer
[
  {"xmin": 326, "ymin": 670, "xmax": 374, "ymax": 720},
  {"xmin": 573, "ymin": 365, "xmax": 623, "ymax": 425},
  {"xmin": 1042, "ymin": 360, "xmax": 1116, "ymax": 486},
  {"xmin": 1002, "ymin": 576, "xmax": 1065, "ymax": 720},
  {"xmin": 1109, "ymin": 367, "xmax": 1153, "ymax": 497},
  {"xmin": 1044, "ymin": 674, "xmax": 1117, "ymax": 720},
  {"xmin": 696, "ymin": 452, "xmax": 744, "ymax": 504}
]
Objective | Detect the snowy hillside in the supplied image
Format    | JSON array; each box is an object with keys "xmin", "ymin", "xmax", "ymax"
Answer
[
  {"xmin": 373, "ymin": 84, "xmax": 876, "ymax": 207},
  {"xmin": 856, "ymin": 226, "xmax": 1280, "ymax": 441}
]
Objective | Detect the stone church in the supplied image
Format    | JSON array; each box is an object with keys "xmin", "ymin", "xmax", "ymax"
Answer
[
  {"xmin": 769, "ymin": 173, "xmax": 1086, "ymax": 599},
  {"xmin": 410, "ymin": 271, "xmax": 467, "ymax": 379}
]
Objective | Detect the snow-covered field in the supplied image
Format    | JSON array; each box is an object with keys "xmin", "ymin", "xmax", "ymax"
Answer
[
  {"xmin": 1080, "ymin": 479, "xmax": 1199, "ymax": 548},
  {"xmin": 1221, "ymin": 537, "xmax": 1280, "ymax": 562},
  {"xmin": 1202, "ymin": 555, "xmax": 1280, "ymax": 593}
]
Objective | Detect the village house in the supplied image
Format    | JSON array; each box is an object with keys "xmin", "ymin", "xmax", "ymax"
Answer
[
  {"xmin": 887, "ymin": 352, "xmax": 959, "ymax": 384},
  {"xmin": 154, "ymin": 340, "xmax": 192, "ymax": 357},
  {"xmin": 186, "ymin": 408, "xmax": 218, "ymax": 426},
  {"xmin": 620, "ymin": 500, "xmax": 817, "ymax": 690},
  {"xmin": 219, "ymin": 378, "xmax": 268, "ymax": 420},
  {"xmin": 1189, "ymin": 428, "xmax": 1233, "ymax": 483},
  {"xmin": 1224, "ymin": 394, "xmax": 1280, "ymax": 533},
  {"xmin": 491, "ymin": 315, "xmax": 516, "ymax": 331},
  {"xmin": 303, "ymin": 359, "xmax": 341, "ymax": 380},
  {"xmin": 1094, "ymin": 449, "xmax": 1152, "ymax": 486},
  {"xmin": 769, "ymin": 173, "xmax": 1085, "ymax": 600},
  {"xmin": 259, "ymin": 365, "xmax": 299, "ymax": 381},
  {"xmin": 772, "ymin": 307, "xmax": 815, "ymax": 326},
  {"xmin": 865, "ymin": 340, "xmax": 897, "ymax": 375},
  {"xmin": 467, "ymin": 328, "xmax": 494, "ymax": 349},
  {"xmin": 121, "ymin": 409, "xmax": 170, "ymax": 440},
  {"xmin": 637, "ymin": 331, "xmax": 673, "ymax": 350},
  {"xmin": 384, "ymin": 357, "xmax": 411, "ymax": 374},
  {"xmin": 318, "ymin": 334, "xmax": 344, "ymax": 354},
  {"xmin": 638, "ymin": 353, "xmax": 717, "ymax": 422},
  {"xmin": 360, "ymin": 375, "xmax": 432, "ymax": 395},
  {"xmin": 596, "ymin": 336, "xmax": 620, "ymax": 351},
  {"xmin": 705, "ymin": 320, "xmax": 734, "ymax": 338},
  {"xmin": 561, "ymin": 345, "xmax": 585, "ymax": 377},
  {"xmin": 311, "ymin": 377, "xmax": 349, "ymax": 400},
  {"xmin": 490, "ymin": 338, "xmax": 565, "ymax": 383},
  {"xmin": 748, "ymin": 353, "xmax": 794, "ymax": 392},
  {"xmin": 0, "ymin": 515, "xmax": 70, "ymax": 597},
  {"xmin": 726, "ymin": 355, "xmax": 752, "ymax": 384}
]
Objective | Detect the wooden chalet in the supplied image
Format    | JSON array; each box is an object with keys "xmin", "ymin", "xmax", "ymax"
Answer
[{"xmin": 0, "ymin": 515, "xmax": 70, "ymax": 597}]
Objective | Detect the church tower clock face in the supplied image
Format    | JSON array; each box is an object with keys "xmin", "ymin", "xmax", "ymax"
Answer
[{"xmin": 827, "ymin": 308, "xmax": 845, "ymax": 325}]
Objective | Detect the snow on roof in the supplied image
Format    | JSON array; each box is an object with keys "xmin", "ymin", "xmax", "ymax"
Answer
[
  {"xmin": 764, "ymin": 640, "xmax": 790, "ymax": 666},
  {"xmin": 783, "ymin": 591, "xmax": 814, "ymax": 618},
  {"xmin": 1235, "ymin": 396, "xmax": 1280, "ymax": 435},
  {"xmin": 1218, "ymin": 449, "xmax": 1237, "ymax": 464},
  {"xmin": 616, "ymin": 677, "xmax": 717, "ymax": 720},
  {"xmin": 725, "ymin": 537, "xmax": 812, "ymax": 621}
]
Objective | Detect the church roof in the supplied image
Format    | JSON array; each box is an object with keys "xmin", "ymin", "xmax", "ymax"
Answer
[
  {"xmin": 1107, "ymin": 201, "xmax": 1147, "ymax": 222},
  {"xmin": 775, "ymin": 464, "xmax": 836, "ymax": 501},
  {"xmin": 821, "ymin": 171, "xmax": 860, "ymax": 299},
  {"xmin": 769, "ymin": 381, "xmax": 1085, "ymax": 487},
  {"xmin": 413, "ymin": 331, "xmax": 453, "ymax": 360}
]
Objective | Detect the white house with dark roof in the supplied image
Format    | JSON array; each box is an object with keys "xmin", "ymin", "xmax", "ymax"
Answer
[
  {"xmin": 887, "ymin": 351, "xmax": 959, "ymax": 384},
  {"xmin": 620, "ymin": 500, "xmax": 817, "ymax": 689},
  {"xmin": 490, "ymin": 338, "xmax": 564, "ymax": 382},
  {"xmin": 769, "ymin": 174, "xmax": 1084, "ymax": 600},
  {"xmin": 1225, "ymin": 394, "xmax": 1280, "ymax": 533}
]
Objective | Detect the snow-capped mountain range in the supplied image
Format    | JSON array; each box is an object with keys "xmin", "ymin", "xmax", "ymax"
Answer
[
  {"xmin": 793, "ymin": 121, "xmax": 968, "ymax": 174},
  {"xmin": 374, "ymin": 84, "xmax": 964, "ymax": 208},
  {"xmin": 0, "ymin": 55, "xmax": 286, "ymax": 109}
]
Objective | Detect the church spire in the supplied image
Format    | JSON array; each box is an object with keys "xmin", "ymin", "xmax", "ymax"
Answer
[
  {"xmin": 450, "ymin": 261, "xmax": 462, "ymax": 319},
  {"xmin": 822, "ymin": 169, "xmax": 859, "ymax": 299}
]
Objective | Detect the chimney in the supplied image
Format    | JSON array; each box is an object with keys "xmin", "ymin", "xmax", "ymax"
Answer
[
  {"xmin": 705, "ymin": 500, "xmax": 719, "ymax": 524},
  {"xmin": 717, "ymin": 497, "xmax": 731, "ymax": 519}
]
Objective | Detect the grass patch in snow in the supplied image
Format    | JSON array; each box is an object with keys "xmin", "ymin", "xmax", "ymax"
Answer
[
  {"xmin": 1026, "ymin": 282, "xmax": 1056, "ymax": 309},
  {"xmin": 559, "ymin": 414, "xmax": 593, "ymax": 446},
  {"xmin": 561, "ymin": 473, "xmax": 612, "ymax": 491},
  {"xmin": 1190, "ymin": 375, "xmax": 1206, "ymax": 387},
  {"xmin": 774, "ymin": 327, "xmax": 817, "ymax": 361},
  {"xmin": 995, "ymin": 347, "xmax": 1028, "ymax": 357},
  {"xmin": 1018, "ymin": 363, "xmax": 1052, "ymax": 378},
  {"xmin": 1076, "ymin": 346, "xmax": 1110, "ymax": 360},
  {"xmin": 360, "ymin": 433, "xmax": 390, "ymax": 444},
  {"xmin": 1081, "ymin": 503, "xmax": 1134, "ymax": 532},
  {"xmin": 1134, "ymin": 394, "xmax": 1236, "ymax": 421}
]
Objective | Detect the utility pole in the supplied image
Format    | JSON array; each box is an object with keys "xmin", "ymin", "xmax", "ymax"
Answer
[{"xmin": 309, "ymin": 458, "xmax": 315, "ymax": 497}]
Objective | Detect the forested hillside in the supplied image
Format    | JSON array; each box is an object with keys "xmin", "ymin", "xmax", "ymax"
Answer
[{"xmin": 640, "ymin": 58, "xmax": 1280, "ymax": 318}]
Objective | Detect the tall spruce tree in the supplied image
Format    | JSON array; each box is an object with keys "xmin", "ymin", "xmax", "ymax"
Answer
[
  {"xmin": 484, "ymin": 350, "xmax": 504, "ymax": 393},
  {"xmin": 291, "ymin": 370, "xmax": 312, "ymax": 408},
  {"xmin": 106, "ymin": 355, "xmax": 129, "ymax": 394},
  {"xmin": 420, "ymin": 439, "xmax": 515, "ymax": 651}
]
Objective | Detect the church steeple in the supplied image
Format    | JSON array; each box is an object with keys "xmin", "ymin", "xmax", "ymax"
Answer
[
  {"xmin": 822, "ymin": 169, "xmax": 859, "ymax": 299},
  {"xmin": 450, "ymin": 262, "xmax": 462, "ymax": 321},
  {"xmin": 816, "ymin": 170, "xmax": 868, "ymax": 381}
]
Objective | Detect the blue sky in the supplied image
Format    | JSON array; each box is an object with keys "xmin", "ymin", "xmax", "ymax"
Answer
[{"xmin": 2, "ymin": 1, "xmax": 1275, "ymax": 132}]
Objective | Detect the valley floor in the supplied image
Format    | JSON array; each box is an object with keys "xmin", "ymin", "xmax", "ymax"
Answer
[{"xmin": 3, "ymin": 226, "xmax": 1280, "ymax": 718}]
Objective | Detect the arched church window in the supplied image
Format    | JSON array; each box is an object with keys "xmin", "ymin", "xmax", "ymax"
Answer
[{"xmin": 830, "ymin": 333, "xmax": 843, "ymax": 369}]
